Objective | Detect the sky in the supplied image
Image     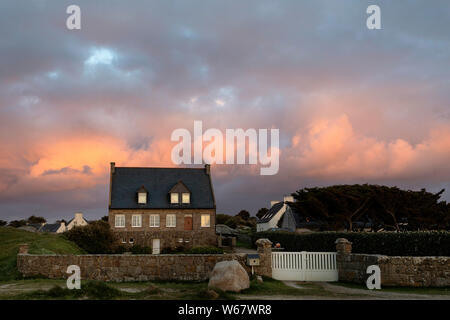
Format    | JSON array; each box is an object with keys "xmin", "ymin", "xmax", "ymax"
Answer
[{"xmin": 1, "ymin": 0, "xmax": 450, "ymax": 222}]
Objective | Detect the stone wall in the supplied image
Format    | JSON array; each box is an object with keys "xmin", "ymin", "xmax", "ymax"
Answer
[
  {"xmin": 16, "ymin": 239, "xmax": 272, "ymax": 282},
  {"xmin": 17, "ymin": 253, "xmax": 243, "ymax": 281},
  {"xmin": 335, "ymin": 238, "xmax": 450, "ymax": 287}
]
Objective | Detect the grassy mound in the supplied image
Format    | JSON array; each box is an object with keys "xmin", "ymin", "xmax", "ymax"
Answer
[{"xmin": 0, "ymin": 227, "xmax": 85, "ymax": 281}]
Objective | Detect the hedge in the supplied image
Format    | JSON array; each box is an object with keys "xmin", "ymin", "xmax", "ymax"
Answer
[{"xmin": 251, "ymin": 231, "xmax": 450, "ymax": 256}]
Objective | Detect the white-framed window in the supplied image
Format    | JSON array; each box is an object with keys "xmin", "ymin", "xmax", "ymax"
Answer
[
  {"xmin": 129, "ymin": 238, "xmax": 134, "ymax": 244},
  {"xmin": 182, "ymin": 193, "xmax": 190, "ymax": 204},
  {"xmin": 201, "ymin": 214, "xmax": 210, "ymax": 227},
  {"xmin": 138, "ymin": 192, "xmax": 147, "ymax": 204},
  {"xmin": 121, "ymin": 238, "xmax": 127, "ymax": 244},
  {"xmin": 166, "ymin": 214, "xmax": 176, "ymax": 227},
  {"xmin": 171, "ymin": 192, "xmax": 179, "ymax": 204},
  {"xmin": 132, "ymin": 214, "xmax": 142, "ymax": 227},
  {"xmin": 150, "ymin": 214, "xmax": 160, "ymax": 227},
  {"xmin": 115, "ymin": 215, "xmax": 125, "ymax": 228}
]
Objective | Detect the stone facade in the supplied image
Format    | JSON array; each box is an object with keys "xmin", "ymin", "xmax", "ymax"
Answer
[
  {"xmin": 16, "ymin": 239, "xmax": 272, "ymax": 282},
  {"xmin": 109, "ymin": 209, "xmax": 217, "ymax": 249},
  {"xmin": 336, "ymin": 238, "xmax": 450, "ymax": 287}
]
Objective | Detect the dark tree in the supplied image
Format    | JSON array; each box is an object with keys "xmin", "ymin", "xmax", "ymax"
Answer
[
  {"xmin": 27, "ymin": 215, "xmax": 46, "ymax": 224},
  {"xmin": 291, "ymin": 184, "xmax": 450, "ymax": 231},
  {"xmin": 216, "ymin": 214, "xmax": 232, "ymax": 225},
  {"xmin": 101, "ymin": 216, "xmax": 109, "ymax": 222},
  {"xmin": 256, "ymin": 208, "xmax": 269, "ymax": 219},
  {"xmin": 236, "ymin": 210, "xmax": 250, "ymax": 221},
  {"xmin": 64, "ymin": 220, "xmax": 118, "ymax": 254},
  {"xmin": 0, "ymin": 220, "xmax": 7, "ymax": 227},
  {"xmin": 8, "ymin": 220, "xmax": 27, "ymax": 228}
]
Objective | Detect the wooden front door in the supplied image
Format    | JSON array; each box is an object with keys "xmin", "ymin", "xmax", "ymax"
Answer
[{"xmin": 184, "ymin": 215, "xmax": 193, "ymax": 230}]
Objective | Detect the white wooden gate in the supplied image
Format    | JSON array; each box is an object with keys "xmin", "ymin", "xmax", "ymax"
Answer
[{"xmin": 271, "ymin": 252, "xmax": 338, "ymax": 281}]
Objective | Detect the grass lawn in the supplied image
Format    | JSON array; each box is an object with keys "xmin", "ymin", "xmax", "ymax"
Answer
[
  {"xmin": 333, "ymin": 282, "xmax": 450, "ymax": 296},
  {"xmin": 0, "ymin": 277, "xmax": 331, "ymax": 300},
  {"xmin": 0, "ymin": 227, "xmax": 85, "ymax": 281}
]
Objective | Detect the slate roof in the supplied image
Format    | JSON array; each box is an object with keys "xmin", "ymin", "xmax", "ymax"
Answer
[
  {"xmin": 258, "ymin": 201, "xmax": 284, "ymax": 223},
  {"xmin": 216, "ymin": 224, "xmax": 238, "ymax": 236},
  {"xmin": 40, "ymin": 223, "xmax": 62, "ymax": 233},
  {"xmin": 110, "ymin": 166, "xmax": 215, "ymax": 209}
]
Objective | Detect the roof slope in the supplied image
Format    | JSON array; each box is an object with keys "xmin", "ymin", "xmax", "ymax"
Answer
[
  {"xmin": 110, "ymin": 167, "xmax": 215, "ymax": 209},
  {"xmin": 40, "ymin": 223, "xmax": 62, "ymax": 233},
  {"xmin": 258, "ymin": 201, "xmax": 284, "ymax": 223}
]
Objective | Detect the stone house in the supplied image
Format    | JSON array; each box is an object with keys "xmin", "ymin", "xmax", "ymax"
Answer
[
  {"xmin": 65, "ymin": 212, "xmax": 89, "ymax": 231},
  {"xmin": 108, "ymin": 163, "xmax": 217, "ymax": 253}
]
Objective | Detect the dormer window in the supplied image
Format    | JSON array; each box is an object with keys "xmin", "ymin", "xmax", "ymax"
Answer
[
  {"xmin": 182, "ymin": 192, "xmax": 190, "ymax": 204},
  {"xmin": 169, "ymin": 180, "xmax": 191, "ymax": 205},
  {"xmin": 138, "ymin": 193, "xmax": 147, "ymax": 204},
  {"xmin": 137, "ymin": 186, "xmax": 148, "ymax": 204},
  {"xmin": 171, "ymin": 192, "xmax": 179, "ymax": 204}
]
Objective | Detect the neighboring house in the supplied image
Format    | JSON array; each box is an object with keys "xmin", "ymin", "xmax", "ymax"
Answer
[
  {"xmin": 257, "ymin": 195, "xmax": 327, "ymax": 233},
  {"xmin": 40, "ymin": 222, "xmax": 66, "ymax": 234},
  {"xmin": 108, "ymin": 163, "xmax": 217, "ymax": 253},
  {"xmin": 20, "ymin": 212, "xmax": 89, "ymax": 234},
  {"xmin": 256, "ymin": 196, "xmax": 293, "ymax": 232},
  {"xmin": 66, "ymin": 212, "xmax": 89, "ymax": 231}
]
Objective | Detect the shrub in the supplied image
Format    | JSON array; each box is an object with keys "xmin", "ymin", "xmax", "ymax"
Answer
[
  {"xmin": 82, "ymin": 281, "xmax": 122, "ymax": 299},
  {"xmin": 130, "ymin": 245, "xmax": 152, "ymax": 254},
  {"xmin": 251, "ymin": 231, "xmax": 450, "ymax": 256},
  {"xmin": 64, "ymin": 221, "xmax": 119, "ymax": 254},
  {"xmin": 185, "ymin": 246, "xmax": 224, "ymax": 254},
  {"xmin": 160, "ymin": 246, "xmax": 224, "ymax": 254}
]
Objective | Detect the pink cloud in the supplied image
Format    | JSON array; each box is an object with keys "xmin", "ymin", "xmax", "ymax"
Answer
[{"xmin": 286, "ymin": 114, "xmax": 450, "ymax": 181}]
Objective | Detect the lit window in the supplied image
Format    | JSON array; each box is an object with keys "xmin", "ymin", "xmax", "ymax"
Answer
[
  {"xmin": 171, "ymin": 193, "xmax": 179, "ymax": 204},
  {"xmin": 201, "ymin": 214, "xmax": 210, "ymax": 227},
  {"xmin": 138, "ymin": 192, "xmax": 147, "ymax": 204},
  {"xmin": 121, "ymin": 238, "xmax": 126, "ymax": 244},
  {"xmin": 132, "ymin": 215, "xmax": 142, "ymax": 227},
  {"xmin": 115, "ymin": 215, "xmax": 125, "ymax": 228},
  {"xmin": 182, "ymin": 193, "xmax": 190, "ymax": 204},
  {"xmin": 166, "ymin": 214, "xmax": 176, "ymax": 227},
  {"xmin": 150, "ymin": 214, "xmax": 160, "ymax": 227}
]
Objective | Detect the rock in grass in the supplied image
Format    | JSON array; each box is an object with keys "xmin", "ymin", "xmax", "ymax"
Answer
[{"xmin": 208, "ymin": 260, "xmax": 250, "ymax": 293}]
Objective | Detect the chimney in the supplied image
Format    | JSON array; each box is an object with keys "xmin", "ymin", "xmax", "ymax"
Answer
[
  {"xmin": 205, "ymin": 164, "xmax": 210, "ymax": 175},
  {"xmin": 270, "ymin": 200, "xmax": 281, "ymax": 207},
  {"xmin": 110, "ymin": 162, "xmax": 115, "ymax": 174},
  {"xmin": 283, "ymin": 195, "xmax": 294, "ymax": 203}
]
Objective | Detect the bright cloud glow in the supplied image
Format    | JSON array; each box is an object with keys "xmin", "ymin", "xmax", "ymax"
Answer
[
  {"xmin": 215, "ymin": 99, "xmax": 225, "ymax": 106},
  {"xmin": 85, "ymin": 48, "xmax": 115, "ymax": 66}
]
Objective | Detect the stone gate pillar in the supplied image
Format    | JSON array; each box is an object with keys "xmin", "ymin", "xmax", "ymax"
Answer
[
  {"xmin": 335, "ymin": 238, "xmax": 352, "ymax": 282},
  {"xmin": 254, "ymin": 238, "xmax": 272, "ymax": 278},
  {"xmin": 18, "ymin": 243, "xmax": 29, "ymax": 254},
  {"xmin": 335, "ymin": 238, "xmax": 352, "ymax": 254}
]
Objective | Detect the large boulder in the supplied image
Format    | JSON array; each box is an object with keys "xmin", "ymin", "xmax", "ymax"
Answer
[{"xmin": 208, "ymin": 260, "xmax": 250, "ymax": 292}]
